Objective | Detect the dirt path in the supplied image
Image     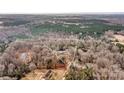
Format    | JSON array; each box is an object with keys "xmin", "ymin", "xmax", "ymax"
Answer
[
  {"xmin": 21, "ymin": 69, "xmax": 48, "ymax": 80},
  {"xmin": 21, "ymin": 69, "xmax": 66, "ymax": 80}
]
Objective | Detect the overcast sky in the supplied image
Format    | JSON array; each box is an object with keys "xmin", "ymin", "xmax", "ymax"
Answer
[{"xmin": 0, "ymin": 0, "xmax": 123, "ymax": 14}]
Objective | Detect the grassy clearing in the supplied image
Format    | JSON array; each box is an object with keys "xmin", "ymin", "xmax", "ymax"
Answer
[
  {"xmin": 31, "ymin": 20, "xmax": 124, "ymax": 37},
  {"xmin": 13, "ymin": 34, "xmax": 30, "ymax": 40}
]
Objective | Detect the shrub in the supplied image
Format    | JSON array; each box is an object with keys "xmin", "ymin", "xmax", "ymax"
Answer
[
  {"xmin": 7, "ymin": 63, "xmax": 16, "ymax": 76},
  {"xmin": 116, "ymin": 43, "xmax": 124, "ymax": 53},
  {"xmin": 0, "ymin": 64, "xmax": 5, "ymax": 76},
  {"xmin": 65, "ymin": 65, "xmax": 94, "ymax": 80}
]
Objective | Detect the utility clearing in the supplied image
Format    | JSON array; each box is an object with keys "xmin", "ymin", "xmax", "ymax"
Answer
[{"xmin": 21, "ymin": 69, "xmax": 67, "ymax": 80}]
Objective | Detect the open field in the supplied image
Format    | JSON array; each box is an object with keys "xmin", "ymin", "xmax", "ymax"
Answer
[
  {"xmin": 0, "ymin": 14, "xmax": 124, "ymax": 42},
  {"xmin": 114, "ymin": 34, "xmax": 124, "ymax": 42}
]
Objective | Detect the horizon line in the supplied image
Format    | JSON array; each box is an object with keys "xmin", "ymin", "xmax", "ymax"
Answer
[{"xmin": 0, "ymin": 12, "xmax": 124, "ymax": 15}]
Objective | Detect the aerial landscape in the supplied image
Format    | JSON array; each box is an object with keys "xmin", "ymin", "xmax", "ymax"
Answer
[{"xmin": 0, "ymin": 14, "xmax": 124, "ymax": 80}]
